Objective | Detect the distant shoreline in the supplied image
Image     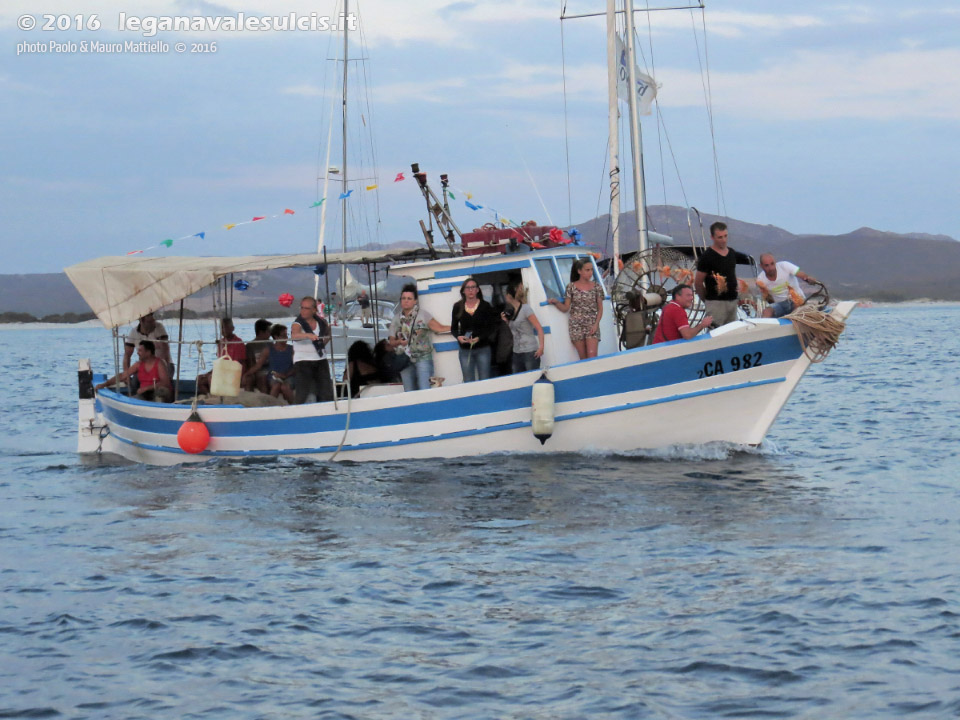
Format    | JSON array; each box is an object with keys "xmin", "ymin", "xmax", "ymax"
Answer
[{"xmin": 2, "ymin": 300, "xmax": 959, "ymax": 330}]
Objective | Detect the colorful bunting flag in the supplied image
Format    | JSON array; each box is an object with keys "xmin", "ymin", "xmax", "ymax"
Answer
[{"xmin": 120, "ymin": 168, "xmax": 550, "ymax": 257}]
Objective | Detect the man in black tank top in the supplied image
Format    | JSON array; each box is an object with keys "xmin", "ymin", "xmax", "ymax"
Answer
[{"xmin": 694, "ymin": 221, "xmax": 753, "ymax": 328}]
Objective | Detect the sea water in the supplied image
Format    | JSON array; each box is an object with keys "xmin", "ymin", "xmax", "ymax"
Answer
[{"xmin": 1, "ymin": 305, "xmax": 958, "ymax": 719}]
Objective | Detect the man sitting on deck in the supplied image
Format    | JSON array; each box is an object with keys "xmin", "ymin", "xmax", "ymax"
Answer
[
  {"xmin": 243, "ymin": 318, "xmax": 273, "ymax": 392},
  {"xmin": 653, "ymin": 285, "xmax": 713, "ymax": 344},
  {"xmin": 123, "ymin": 312, "xmax": 171, "ymax": 393},
  {"xmin": 756, "ymin": 253, "xmax": 819, "ymax": 318},
  {"xmin": 96, "ymin": 340, "xmax": 172, "ymax": 402}
]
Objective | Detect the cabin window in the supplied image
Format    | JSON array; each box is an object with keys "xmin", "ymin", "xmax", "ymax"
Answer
[
  {"xmin": 555, "ymin": 257, "xmax": 577, "ymax": 287},
  {"xmin": 534, "ymin": 258, "xmax": 564, "ymax": 301}
]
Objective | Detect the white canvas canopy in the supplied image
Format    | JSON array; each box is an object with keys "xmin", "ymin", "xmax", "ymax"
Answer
[{"xmin": 65, "ymin": 248, "xmax": 441, "ymax": 329}]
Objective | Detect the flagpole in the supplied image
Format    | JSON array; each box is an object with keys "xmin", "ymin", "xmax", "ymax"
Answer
[
  {"xmin": 341, "ymin": 0, "xmax": 349, "ymax": 256},
  {"xmin": 606, "ymin": 0, "xmax": 621, "ymax": 264},
  {"xmin": 623, "ymin": 0, "xmax": 648, "ymax": 254},
  {"xmin": 314, "ymin": 103, "xmax": 336, "ymax": 301}
]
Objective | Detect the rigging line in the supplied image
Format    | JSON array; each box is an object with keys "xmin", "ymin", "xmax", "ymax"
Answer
[
  {"xmin": 689, "ymin": 9, "xmax": 723, "ymax": 216},
  {"xmin": 356, "ymin": 7, "xmax": 383, "ymax": 244},
  {"xmin": 699, "ymin": 7, "xmax": 727, "ymax": 216},
  {"xmin": 642, "ymin": 0, "xmax": 670, "ymax": 238},
  {"xmin": 597, "ymin": 133, "xmax": 611, "ymax": 243},
  {"xmin": 655, "ymin": 103, "xmax": 691, "ymax": 209},
  {"xmin": 559, "ymin": 0, "xmax": 573, "ymax": 226},
  {"xmin": 315, "ymin": 2, "xmax": 340, "ymax": 248},
  {"xmin": 508, "ymin": 123, "xmax": 553, "ymax": 226}
]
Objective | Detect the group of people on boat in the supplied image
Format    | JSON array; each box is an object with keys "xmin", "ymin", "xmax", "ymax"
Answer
[
  {"xmin": 94, "ymin": 224, "xmax": 820, "ymax": 403},
  {"xmin": 651, "ymin": 221, "xmax": 820, "ymax": 343}
]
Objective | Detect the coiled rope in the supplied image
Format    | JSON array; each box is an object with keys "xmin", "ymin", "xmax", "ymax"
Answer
[{"xmin": 786, "ymin": 305, "xmax": 846, "ymax": 363}]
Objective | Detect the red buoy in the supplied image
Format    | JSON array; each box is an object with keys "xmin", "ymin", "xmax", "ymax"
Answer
[{"xmin": 177, "ymin": 411, "xmax": 210, "ymax": 454}]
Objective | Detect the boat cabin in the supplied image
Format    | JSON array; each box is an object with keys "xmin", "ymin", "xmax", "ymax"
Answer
[{"xmin": 393, "ymin": 246, "xmax": 617, "ymax": 384}]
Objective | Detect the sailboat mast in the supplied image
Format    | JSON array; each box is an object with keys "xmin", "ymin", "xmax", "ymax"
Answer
[
  {"xmin": 606, "ymin": 0, "xmax": 621, "ymax": 263},
  {"xmin": 341, "ymin": 0, "xmax": 349, "ymax": 255},
  {"xmin": 622, "ymin": 0, "xmax": 648, "ymax": 254}
]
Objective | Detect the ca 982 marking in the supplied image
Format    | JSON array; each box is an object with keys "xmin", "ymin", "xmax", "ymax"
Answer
[{"xmin": 697, "ymin": 351, "xmax": 762, "ymax": 379}]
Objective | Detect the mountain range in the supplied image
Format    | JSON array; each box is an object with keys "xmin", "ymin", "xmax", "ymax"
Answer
[{"xmin": 3, "ymin": 206, "xmax": 959, "ymax": 319}]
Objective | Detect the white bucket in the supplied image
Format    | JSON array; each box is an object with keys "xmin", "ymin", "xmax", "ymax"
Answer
[{"xmin": 210, "ymin": 355, "xmax": 242, "ymax": 396}]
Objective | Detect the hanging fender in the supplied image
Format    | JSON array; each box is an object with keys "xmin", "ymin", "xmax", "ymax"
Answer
[{"xmin": 531, "ymin": 373, "xmax": 555, "ymax": 445}]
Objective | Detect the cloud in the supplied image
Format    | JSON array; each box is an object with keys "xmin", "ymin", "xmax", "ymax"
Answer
[
  {"xmin": 656, "ymin": 48, "xmax": 960, "ymax": 120},
  {"xmin": 638, "ymin": 9, "xmax": 826, "ymax": 38}
]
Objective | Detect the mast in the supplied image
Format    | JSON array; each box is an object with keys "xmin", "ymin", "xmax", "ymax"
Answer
[
  {"xmin": 606, "ymin": 0, "xmax": 621, "ymax": 263},
  {"xmin": 313, "ymin": 109, "xmax": 336, "ymax": 300},
  {"xmin": 341, "ymin": 0, "xmax": 349, "ymax": 255},
  {"xmin": 622, "ymin": 0, "xmax": 648, "ymax": 254}
]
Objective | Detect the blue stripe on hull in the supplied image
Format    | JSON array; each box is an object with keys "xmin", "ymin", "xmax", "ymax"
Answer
[
  {"xmin": 107, "ymin": 376, "xmax": 786, "ymax": 459},
  {"xmin": 100, "ymin": 334, "xmax": 802, "ymax": 438}
]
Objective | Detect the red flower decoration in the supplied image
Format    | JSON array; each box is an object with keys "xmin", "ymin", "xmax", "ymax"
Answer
[{"xmin": 278, "ymin": 293, "xmax": 294, "ymax": 307}]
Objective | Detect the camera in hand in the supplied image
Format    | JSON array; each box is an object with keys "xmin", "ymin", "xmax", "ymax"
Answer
[{"xmin": 502, "ymin": 305, "xmax": 516, "ymax": 321}]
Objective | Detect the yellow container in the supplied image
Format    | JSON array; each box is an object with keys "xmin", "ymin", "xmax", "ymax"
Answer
[{"xmin": 210, "ymin": 355, "xmax": 242, "ymax": 396}]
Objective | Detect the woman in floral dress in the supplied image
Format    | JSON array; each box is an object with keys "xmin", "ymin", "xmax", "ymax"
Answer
[{"xmin": 548, "ymin": 259, "xmax": 604, "ymax": 359}]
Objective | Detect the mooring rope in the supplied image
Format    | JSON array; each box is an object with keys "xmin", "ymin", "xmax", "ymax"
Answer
[{"xmin": 786, "ymin": 304, "xmax": 846, "ymax": 363}]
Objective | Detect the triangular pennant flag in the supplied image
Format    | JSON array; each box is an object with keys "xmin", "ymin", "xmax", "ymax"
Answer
[
  {"xmin": 394, "ymin": 173, "xmax": 404, "ymax": 182},
  {"xmin": 252, "ymin": 216, "xmax": 265, "ymax": 222},
  {"xmin": 284, "ymin": 208, "xmax": 295, "ymax": 215},
  {"xmin": 365, "ymin": 184, "xmax": 378, "ymax": 191},
  {"xmin": 194, "ymin": 232, "xmax": 205, "ymax": 239},
  {"xmin": 339, "ymin": 190, "xmax": 353, "ymax": 200},
  {"xmin": 126, "ymin": 250, "xmax": 143, "ymax": 255},
  {"xmin": 447, "ymin": 190, "xmax": 456, "ymax": 200},
  {"xmin": 160, "ymin": 239, "xmax": 173, "ymax": 247},
  {"xmin": 224, "ymin": 224, "xmax": 236, "ymax": 230},
  {"xmin": 465, "ymin": 192, "xmax": 473, "ymax": 200},
  {"xmin": 309, "ymin": 199, "xmax": 325, "ymax": 208},
  {"xmin": 465, "ymin": 201, "xmax": 480, "ymax": 211}
]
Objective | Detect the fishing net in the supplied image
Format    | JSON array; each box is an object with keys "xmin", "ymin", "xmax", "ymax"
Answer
[{"xmin": 786, "ymin": 304, "xmax": 846, "ymax": 363}]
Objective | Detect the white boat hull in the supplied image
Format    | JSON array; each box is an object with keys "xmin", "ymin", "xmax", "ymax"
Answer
[{"xmin": 82, "ymin": 303, "xmax": 854, "ymax": 465}]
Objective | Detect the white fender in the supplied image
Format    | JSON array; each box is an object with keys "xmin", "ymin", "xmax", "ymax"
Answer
[{"xmin": 531, "ymin": 374, "xmax": 555, "ymax": 445}]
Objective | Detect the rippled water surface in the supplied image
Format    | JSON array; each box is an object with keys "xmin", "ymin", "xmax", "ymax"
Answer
[{"xmin": 1, "ymin": 306, "xmax": 959, "ymax": 718}]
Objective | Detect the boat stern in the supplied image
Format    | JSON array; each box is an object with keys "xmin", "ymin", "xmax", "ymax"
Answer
[{"xmin": 77, "ymin": 359, "xmax": 107, "ymax": 454}]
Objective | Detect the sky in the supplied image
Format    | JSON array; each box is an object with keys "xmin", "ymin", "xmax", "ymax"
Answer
[{"xmin": 1, "ymin": 0, "xmax": 958, "ymax": 273}]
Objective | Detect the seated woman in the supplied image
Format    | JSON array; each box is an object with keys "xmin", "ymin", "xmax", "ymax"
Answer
[
  {"xmin": 244, "ymin": 324, "xmax": 296, "ymax": 403},
  {"xmin": 374, "ymin": 339, "xmax": 402, "ymax": 384},
  {"xmin": 95, "ymin": 340, "xmax": 172, "ymax": 402},
  {"xmin": 345, "ymin": 341, "xmax": 382, "ymax": 397}
]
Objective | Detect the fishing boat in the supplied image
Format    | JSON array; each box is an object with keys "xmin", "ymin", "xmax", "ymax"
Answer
[{"xmin": 69, "ymin": 1, "xmax": 854, "ymax": 465}]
